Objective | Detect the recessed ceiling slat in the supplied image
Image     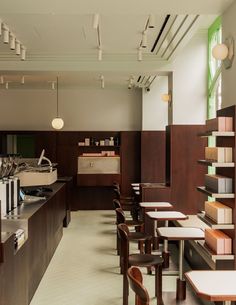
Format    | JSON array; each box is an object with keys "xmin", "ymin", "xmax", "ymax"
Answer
[
  {"xmin": 150, "ymin": 14, "xmax": 170, "ymax": 52},
  {"xmin": 160, "ymin": 14, "xmax": 188, "ymax": 58},
  {"xmin": 155, "ymin": 15, "xmax": 178, "ymax": 55},
  {"xmin": 163, "ymin": 15, "xmax": 199, "ymax": 59}
]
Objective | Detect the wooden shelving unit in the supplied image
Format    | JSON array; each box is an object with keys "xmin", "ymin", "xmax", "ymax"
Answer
[
  {"xmin": 197, "ymin": 186, "xmax": 235, "ymax": 198},
  {"xmin": 197, "ymin": 105, "xmax": 236, "ymax": 269},
  {"xmin": 198, "ymin": 131, "xmax": 235, "ymax": 137},
  {"xmin": 198, "ymin": 213, "xmax": 235, "ymax": 229},
  {"xmin": 198, "ymin": 160, "xmax": 235, "ymax": 167}
]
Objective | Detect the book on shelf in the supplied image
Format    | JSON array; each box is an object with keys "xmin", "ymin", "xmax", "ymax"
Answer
[
  {"xmin": 205, "ymin": 147, "xmax": 233, "ymax": 163},
  {"xmin": 205, "ymin": 201, "xmax": 232, "ymax": 224},
  {"xmin": 205, "ymin": 228, "xmax": 232, "ymax": 254},
  {"xmin": 205, "ymin": 174, "xmax": 233, "ymax": 193},
  {"xmin": 206, "ymin": 117, "xmax": 233, "ymax": 132}
]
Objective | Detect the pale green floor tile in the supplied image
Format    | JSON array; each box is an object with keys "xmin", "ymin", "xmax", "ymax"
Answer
[{"xmin": 30, "ymin": 211, "xmax": 212, "ymax": 305}]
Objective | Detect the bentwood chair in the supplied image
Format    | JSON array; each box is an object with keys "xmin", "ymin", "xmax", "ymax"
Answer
[
  {"xmin": 127, "ymin": 266, "xmax": 150, "ymax": 305},
  {"xmin": 118, "ymin": 223, "xmax": 163, "ymax": 305}
]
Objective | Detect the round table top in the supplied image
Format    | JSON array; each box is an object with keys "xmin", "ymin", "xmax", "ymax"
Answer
[
  {"xmin": 157, "ymin": 227, "xmax": 204, "ymax": 240},
  {"xmin": 139, "ymin": 202, "xmax": 172, "ymax": 208},
  {"xmin": 131, "ymin": 183, "xmax": 140, "ymax": 187},
  {"xmin": 146, "ymin": 211, "xmax": 188, "ymax": 221},
  {"xmin": 185, "ymin": 270, "xmax": 236, "ymax": 301},
  {"xmin": 132, "ymin": 186, "xmax": 140, "ymax": 190}
]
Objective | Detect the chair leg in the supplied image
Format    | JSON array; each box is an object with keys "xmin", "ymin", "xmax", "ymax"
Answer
[
  {"xmin": 145, "ymin": 239, "xmax": 152, "ymax": 274},
  {"xmin": 138, "ymin": 241, "xmax": 144, "ymax": 254},
  {"xmin": 155, "ymin": 264, "xmax": 163, "ymax": 305},
  {"xmin": 123, "ymin": 271, "xmax": 129, "ymax": 305},
  {"xmin": 117, "ymin": 231, "xmax": 120, "ymax": 255}
]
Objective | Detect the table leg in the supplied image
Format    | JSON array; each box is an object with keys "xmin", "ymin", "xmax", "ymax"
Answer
[
  {"xmin": 162, "ymin": 220, "xmax": 170, "ymax": 268},
  {"xmin": 153, "ymin": 219, "xmax": 159, "ymax": 250},
  {"xmin": 176, "ymin": 240, "xmax": 186, "ymax": 300}
]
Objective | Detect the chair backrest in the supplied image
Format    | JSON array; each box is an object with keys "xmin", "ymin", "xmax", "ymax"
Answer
[
  {"xmin": 117, "ymin": 223, "xmax": 130, "ymax": 264},
  {"xmin": 115, "ymin": 208, "xmax": 126, "ymax": 224},
  {"xmin": 113, "ymin": 199, "xmax": 121, "ymax": 210},
  {"xmin": 113, "ymin": 188, "xmax": 121, "ymax": 199},
  {"xmin": 127, "ymin": 267, "xmax": 150, "ymax": 305}
]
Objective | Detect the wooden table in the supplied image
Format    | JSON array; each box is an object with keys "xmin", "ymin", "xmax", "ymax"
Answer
[
  {"xmin": 185, "ymin": 270, "xmax": 236, "ymax": 305},
  {"xmin": 157, "ymin": 227, "xmax": 204, "ymax": 300},
  {"xmin": 146, "ymin": 211, "xmax": 188, "ymax": 268},
  {"xmin": 139, "ymin": 202, "xmax": 173, "ymax": 248}
]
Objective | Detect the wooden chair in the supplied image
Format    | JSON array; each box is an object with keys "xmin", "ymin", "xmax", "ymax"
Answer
[
  {"xmin": 127, "ymin": 266, "xmax": 149, "ymax": 305},
  {"xmin": 115, "ymin": 207, "xmax": 144, "ymax": 256},
  {"xmin": 118, "ymin": 223, "xmax": 163, "ymax": 305}
]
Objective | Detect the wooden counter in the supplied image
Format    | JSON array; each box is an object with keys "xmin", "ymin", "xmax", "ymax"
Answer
[{"xmin": 0, "ymin": 182, "xmax": 66, "ymax": 305}]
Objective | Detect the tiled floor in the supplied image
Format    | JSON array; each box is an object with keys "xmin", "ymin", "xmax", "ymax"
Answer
[{"xmin": 30, "ymin": 210, "xmax": 211, "ymax": 305}]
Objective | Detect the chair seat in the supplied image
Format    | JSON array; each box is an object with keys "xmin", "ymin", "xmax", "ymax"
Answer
[
  {"xmin": 129, "ymin": 254, "xmax": 163, "ymax": 267},
  {"xmin": 128, "ymin": 232, "xmax": 152, "ymax": 241},
  {"xmin": 125, "ymin": 220, "xmax": 143, "ymax": 227}
]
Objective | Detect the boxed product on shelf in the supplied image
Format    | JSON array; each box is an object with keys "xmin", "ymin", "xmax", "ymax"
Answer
[
  {"xmin": 205, "ymin": 228, "xmax": 232, "ymax": 254},
  {"xmin": 205, "ymin": 201, "xmax": 232, "ymax": 224},
  {"xmin": 205, "ymin": 174, "xmax": 233, "ymax": 193},
  {"xmin": 206, "ymin": 117, "xmax": 233, "ymax": 132},
  {"xmin": 205, "ymin": 147, "xmax": 233, "ymax": 162},
  {"xmin": 84, "ymin": 138, "xmax": 90, "ymax": 146}
]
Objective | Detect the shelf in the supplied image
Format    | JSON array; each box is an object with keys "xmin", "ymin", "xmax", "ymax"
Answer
[
  {"xmin": 198, "ymin": 160, "xmax": 235, "ymax": 167},
  {"xmin": 198, "ymin": 131, "xmax": 235, "ymax": 137},
  {"xmin": 197, "ymin": 240, "xmax": 234, "ymax": 262},
  {"xmin": 78, "ymin": 145, "xmax": 120, "ymax": 148},
  {"xmin": 197, "ymin": 213, "xmax": 234, "ymax": 229},
  {"xmin": 197, "ymin": 186, "xmax": 235, "ymax": 198}
]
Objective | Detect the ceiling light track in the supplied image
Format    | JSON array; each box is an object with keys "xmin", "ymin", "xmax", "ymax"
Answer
[{"xmin": 0, "ymin": 19, "xmax": 27, "ymax": 60}]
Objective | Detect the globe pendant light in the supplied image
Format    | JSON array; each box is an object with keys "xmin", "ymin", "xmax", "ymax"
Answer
[{"xmin": 51, "ymin": 76, "xmax": 64, "ymax": 130}]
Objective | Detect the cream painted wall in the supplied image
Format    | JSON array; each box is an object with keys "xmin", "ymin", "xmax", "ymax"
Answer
[
  {"xmin": 0, "ymin": 87, "xmax": 142, "ymax": 131},
  {"xmin": 170, "ymin": 31, "xmax": 208, "ymax": 124},
  {"xmin": 222, "ymin": 0, "xmax": 236, "ymax": 108},
  {"xmin": 142, "ymin": 31, "xmax": 208, "ymax": 130},
  {"xmin": 142, "ymin": 76, "xmax": 168, "ymax": 130}
]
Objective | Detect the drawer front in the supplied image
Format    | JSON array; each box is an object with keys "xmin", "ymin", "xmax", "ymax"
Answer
[{"xmin": 78, "ymin": 157, "xmax": 120, "ymax": 174}]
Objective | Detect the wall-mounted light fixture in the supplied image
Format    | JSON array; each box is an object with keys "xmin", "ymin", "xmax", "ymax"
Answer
[
  {"xmin": 161, "ymin": 93, "xmax": 172, "ymax": 103},
  {"xmin": 51, "ymin": 77, "xmax": 64, "ymax": 130},
  {"xmin": 212, "ymin": 36, "xmax": 234, "ymax": 69}
]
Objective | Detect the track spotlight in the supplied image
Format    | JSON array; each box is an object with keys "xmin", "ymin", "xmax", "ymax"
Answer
[
  {"xmin": 21, "ymin": 46, "xmax": 26, "ymax": 60},
  {"xmin": 148, "ymin": 14, "xmax": 155, "ymax": 28},
  {"xmin": 138, "ymin": 48, "xmax": 142, "ymax": 61},
  {"xmin": 93, "ymin": 14, "xmax": 99, "ymax": 29},
  {"xmin": 21, "ymin": 76, "xmax": 25, "ymax": 84},
  {"xmin": 0, "ymin": 76, "xmax": 4, "ymax": 84},
  {"xmin": 0, "ymin": 20, "xmax": 2, "ymax": 36},
  {"xmin": 10, "ymin": 33, "xmax": 15, "ymax": 50},
  {"xmin": 100, "ymin": 75, "xmax": 105, "ymax": 89},
  {"xmin": 52, "ymin": 81, "xmax": 56, "ymax": 90},
  {"xmin": 142, "ymin": 31, "xmax": 147, "ymax": 48},
  {"xmin": 98, "ymin": 47, "xmax": 102, "ymax": 61},
  {"xmin": 15, "ymin": 40, "xmax": 21, "ymax": 55},
  {"xmin": 5, "ymin": 82, "xmax": 8, "ymax": 89},
  {"xmin": 3, "ymin": 25, "xmax": 9, "ymax": 43}
]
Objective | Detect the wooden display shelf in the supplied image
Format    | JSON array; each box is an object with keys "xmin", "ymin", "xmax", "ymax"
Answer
[
  {"xmin": 198, "ymin": 131, "xmax": 235, "ymax": 137},
  {"xmin": 197, "ymin": 240, "xmax": 234, "ymax": 262},
  {"xmin": 197, "ymin": 186, "xmax": 235, "ymax": 198},
  {"xmin": 197, "ymin": 213, "xmax": 234, "ymax": 229},
  {"xmin": 198, "ymin": 160, "xmax": 235, "ymax": 167},
  {"xmin": 78, "ymin": 145, "xmax": 120, "ymax": 148}
]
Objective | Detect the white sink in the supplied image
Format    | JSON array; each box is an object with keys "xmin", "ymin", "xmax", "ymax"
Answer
[{"xmin": 16, "ymin": 169, "xmax": 57, "ymax": 187}]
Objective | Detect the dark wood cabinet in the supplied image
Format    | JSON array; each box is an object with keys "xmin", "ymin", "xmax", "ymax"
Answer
[
  {"xmin": 0, "ymin": 183, "xmax": 66, "ymax": 305},
  {"xmin": 141, "ymin": 131, "xmax": 166, "ymax": 183}
]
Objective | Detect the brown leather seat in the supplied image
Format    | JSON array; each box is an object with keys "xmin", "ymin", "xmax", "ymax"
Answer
[
  {"xmin": 118, "ymin": 223, "xmax": 163, "ymax": 305},
  {"xmin": 127, "ymin": 266, "xmax": 150, "ymax": 305}
]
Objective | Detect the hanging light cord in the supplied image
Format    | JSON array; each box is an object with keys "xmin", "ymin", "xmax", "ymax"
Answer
[{"xmin": 56, "ymin": 76, "xmax": 59, "ymax": 117}]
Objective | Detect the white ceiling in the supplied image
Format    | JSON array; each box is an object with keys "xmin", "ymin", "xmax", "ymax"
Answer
[{"xmin": 0, "ymin": 0, "xmax": 234, "ymax": 88}]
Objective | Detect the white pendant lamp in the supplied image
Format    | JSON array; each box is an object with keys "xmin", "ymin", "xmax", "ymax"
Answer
[{"xmin": 51, "ymin": 76, "xmax": 64, "ymax": 130}]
